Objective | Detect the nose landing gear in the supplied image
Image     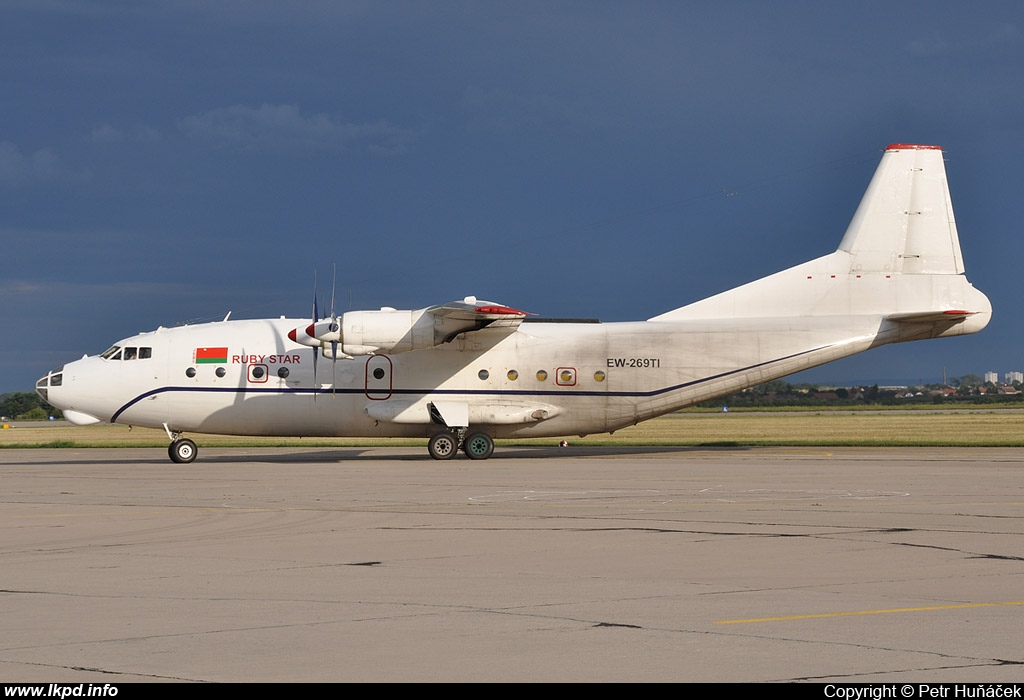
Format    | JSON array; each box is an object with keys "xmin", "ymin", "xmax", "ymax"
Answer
[
  {"xmin": 164, "ymin": 423, "xmax": 198, "ymax": 463},
  {"xmin": 169, "ymin": 438, "xmax": 198, "ymax": 464}
]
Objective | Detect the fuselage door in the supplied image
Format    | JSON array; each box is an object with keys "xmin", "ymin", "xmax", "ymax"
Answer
[{"xmin": 365, "ymin": 355, "xmax": 393, "ymax": 400}]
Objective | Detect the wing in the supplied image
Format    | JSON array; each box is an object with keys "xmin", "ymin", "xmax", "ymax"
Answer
[{"xmin": 427, "ymin": 296, "xmax": 531, "ymax": 344}]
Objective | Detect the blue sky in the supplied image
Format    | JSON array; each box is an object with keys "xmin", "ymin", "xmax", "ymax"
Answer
[{"xmin": 2, "ymin": 1, "xmax": 1022, "ymax": 392}]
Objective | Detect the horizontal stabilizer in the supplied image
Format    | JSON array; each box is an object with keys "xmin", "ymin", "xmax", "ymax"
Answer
[{"xmin": 885, "ymin": 309, "xmax": 978, "ymax": 323}]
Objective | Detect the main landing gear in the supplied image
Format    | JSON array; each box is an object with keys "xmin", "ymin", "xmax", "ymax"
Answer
[{"xmin": 428, "ymin": 429, "xmax": 494, "ymax": 461}]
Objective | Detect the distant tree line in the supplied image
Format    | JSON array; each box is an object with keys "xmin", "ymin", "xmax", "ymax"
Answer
[
  {"xmin": 0, "ymin": 392, "xmax": 61, "ymax": 420},
  {"xmin": 699, "ymin": 379, "xmax": 1024, "ymax": 408}
]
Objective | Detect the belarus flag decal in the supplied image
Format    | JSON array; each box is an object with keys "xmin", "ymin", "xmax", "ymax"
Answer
[{"xmin": 194, "ymin": 347, "xmax": 229, "ymax": 364}]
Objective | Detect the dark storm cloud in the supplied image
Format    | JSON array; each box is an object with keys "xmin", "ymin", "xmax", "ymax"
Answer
[
  {"xmin": 2, "ymin": 1, "xmax": 1023, "ymax": 391},
  {"xmin": 178, "ymin": 104, "xmax": 414, "ymax": 155},
  {"xmin": 0, "ymin": 142, "xmax": 75, "ymax": 184}
]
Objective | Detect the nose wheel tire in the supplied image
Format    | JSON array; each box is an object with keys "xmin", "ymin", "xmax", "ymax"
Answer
[
  {"xmin": 463, "ymin": 432, "xmax": 494, "ymax": 460},
  {"xmin": 169, "ymin": 438, "xmax": 198, "ymax": 464},
  {"xmin": 428, "ymin": 432, "xmax": 458, "ymax": 460}
]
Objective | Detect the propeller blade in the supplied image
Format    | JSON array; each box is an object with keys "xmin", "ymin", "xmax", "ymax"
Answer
[
  {"xmin": 330, "ymin": 263, "xmax": 337, "ymax": 396},
  {"xmin": 331, "ymin": 340, "xmax": 338, "ymax": 396},
  {"xmin": 311, "ymin": 268, "xmax": 319, "ymax": 323},
  {"xmin": 330, "ymin": 263, "xmax": 337, "ymax": 321},
  {"xmin": 311, "ymin": 270, "xmax": 319, "ymax": 401}
]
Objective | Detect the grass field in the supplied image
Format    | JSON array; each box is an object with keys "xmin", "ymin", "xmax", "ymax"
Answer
[{"xmin": 3, "ymin": 408, "xmax": 1024, "ymax": 448}]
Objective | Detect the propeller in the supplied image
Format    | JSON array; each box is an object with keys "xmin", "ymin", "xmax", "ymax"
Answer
[
  {"xmin": 311, "ymin": 270, "xmax": 319, "ymax": 400},
  {"xmin": 324, "ymin": 264, "xmax": 339, "ymax": 395},
  {"xmin": 285, "ymin": 267, "xmax": 341, "ymax": 399}
]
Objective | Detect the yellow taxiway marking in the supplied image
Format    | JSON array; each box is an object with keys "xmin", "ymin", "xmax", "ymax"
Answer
[{"xmin": 716, "ymin": 601, "xmax": 1024, "ymax": 624}]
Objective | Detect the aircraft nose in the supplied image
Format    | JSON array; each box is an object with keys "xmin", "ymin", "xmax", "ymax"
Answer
[{"xmin": 35, "ymin": 366, "xmax": 63, "ymax": 403}]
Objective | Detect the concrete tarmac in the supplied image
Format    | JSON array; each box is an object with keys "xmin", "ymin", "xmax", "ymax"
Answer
[{"xmin": 1, "ymin": 445, "xmax": 1022, "ymax": 683}]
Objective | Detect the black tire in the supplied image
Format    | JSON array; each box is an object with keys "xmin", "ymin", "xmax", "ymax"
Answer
[
  {"xmin": 463, "ymin": 432, "xmax": 494, "ymax": 460},
  {"xmin": 428, "ymin": 432, "xmax": 458, "ymax": 460},
  {"xmin": 169, "ymin": 438, "xmax": 198, "ymax": 464}
]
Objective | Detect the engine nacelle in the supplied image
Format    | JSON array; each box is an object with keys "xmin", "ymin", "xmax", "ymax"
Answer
[
  {"xmin": 288, "ymin": 296, "xmax": 527, "ymax": 357},
  {"xmin": 337, "ymin": 308, "xmax": 435, "ymax": 355},
  {"xmin": 291, "ymin": 309, "xmax": 430, "ymax": 355}
]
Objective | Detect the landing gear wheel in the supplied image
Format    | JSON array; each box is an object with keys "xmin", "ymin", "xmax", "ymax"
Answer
[
  {"xmin": 428, "ymin": 432, "xmax": 458, "ymax": 460},
  {"xmin": 169, "ymin": 438, "xmax": 198, "ymax": 464},
  {"xmin": 463, "ymin": 432, "xmax": 494, "ymax": 460}
]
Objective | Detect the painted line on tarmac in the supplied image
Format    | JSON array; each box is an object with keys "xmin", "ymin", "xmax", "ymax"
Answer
[{"xmin": 716, "ymin": 600, "xmax": 1024, "ymax": 624}]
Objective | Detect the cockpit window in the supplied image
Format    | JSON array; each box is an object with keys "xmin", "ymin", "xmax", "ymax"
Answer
[{"xmin": 100, "ymin": 345, "xmax": 152, "ymax": 361}]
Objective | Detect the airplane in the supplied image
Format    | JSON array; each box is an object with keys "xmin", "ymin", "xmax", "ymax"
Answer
[{"xmin": 36, "ymin": 144, "xmax": 991, "ymax": 463}]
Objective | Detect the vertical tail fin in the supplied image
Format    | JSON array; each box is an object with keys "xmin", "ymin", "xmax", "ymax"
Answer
[
  {"xmin": 839, "ymin": 144, "xmax": 964, "ymax": 275},
  {"xmin": 650, "ymin": 143, "xmax": 990, "ymax": 328}
]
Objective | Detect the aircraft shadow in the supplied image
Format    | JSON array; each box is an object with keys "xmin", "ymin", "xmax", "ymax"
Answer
[
  {"xmin": 3, "ymin": 444, "xmax": 755, "ymax": 466},
  {"xmin": 197, "ymin": 444, "xmax": 757, "ymax": 463}
]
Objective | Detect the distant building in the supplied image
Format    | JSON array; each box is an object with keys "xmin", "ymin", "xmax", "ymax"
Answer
[
  {"xmin": 985, "ymin": 371, "xmax": 998, "ymax": 384},
  {"xmin": 1006, "ymin": 371, "xmax": 1024, "ymax": 385}
]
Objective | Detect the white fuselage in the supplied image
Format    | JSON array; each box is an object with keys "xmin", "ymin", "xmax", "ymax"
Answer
[{"xmin": 40, "ymin": 300, "xmax": 986, "ymax": 440}]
